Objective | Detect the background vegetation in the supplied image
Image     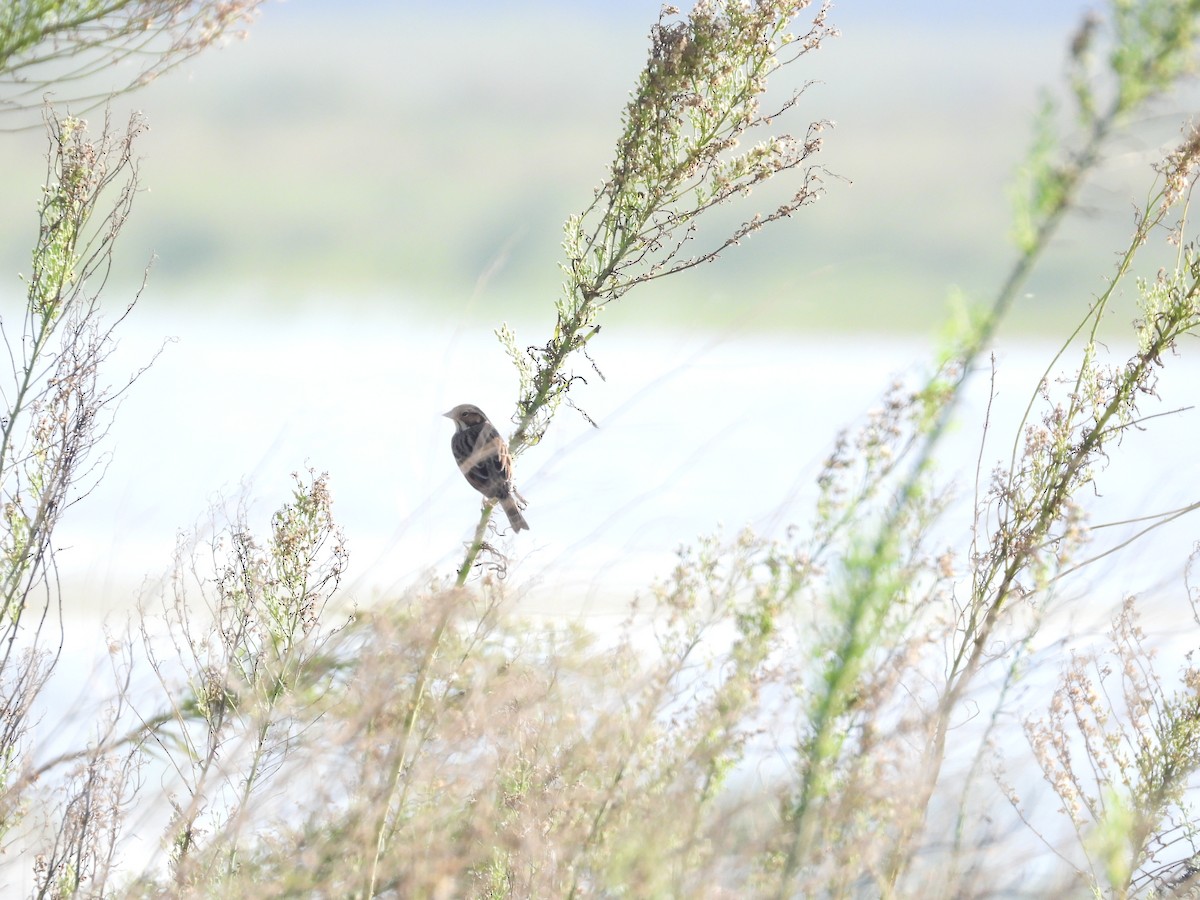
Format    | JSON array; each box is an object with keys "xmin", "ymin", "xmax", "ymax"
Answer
[{"xmin": 0, "ymin": 1, "xmax": 1177, "ymax": 333}]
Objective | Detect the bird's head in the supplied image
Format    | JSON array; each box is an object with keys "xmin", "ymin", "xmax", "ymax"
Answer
[{"xmin": 443, "ymin": 404, "xmax": 488, "ymax": 430}]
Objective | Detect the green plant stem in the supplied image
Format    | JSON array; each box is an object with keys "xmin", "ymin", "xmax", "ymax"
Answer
[
  {"xmin": 365, "ymin": 602, "xmax": 453, "ymax": 897},
  {"xmin": 882, "ymin": 170, "xmax": 1191, "ymax": 898},
  {"xmin": 777, "ymin": 95, "xmax": 1120, "ymax": 895},
  {"xmin": 455, "ymin": 502, "xmax": 497, "ymax": 587}
]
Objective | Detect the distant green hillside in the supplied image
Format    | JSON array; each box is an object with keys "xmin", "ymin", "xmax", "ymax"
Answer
[{"xmin": 0, "ymin": 4, "xmax": 1191, "ymax": 334}]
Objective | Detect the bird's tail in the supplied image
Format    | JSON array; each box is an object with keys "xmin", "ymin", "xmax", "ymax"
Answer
[{"xmin": 500, "ymin": 496, "xmax": 530, "ymax": 532}]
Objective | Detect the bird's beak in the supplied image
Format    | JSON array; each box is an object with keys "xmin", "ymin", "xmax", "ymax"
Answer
[{"xmin": 442, "ymin": 410, "xmax": 454, "ymax": 419}]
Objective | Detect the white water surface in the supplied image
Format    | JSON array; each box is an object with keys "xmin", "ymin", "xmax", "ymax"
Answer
[{"xmin": 11, "ymin": 306, "xmax": 1200, "ymax": 892}]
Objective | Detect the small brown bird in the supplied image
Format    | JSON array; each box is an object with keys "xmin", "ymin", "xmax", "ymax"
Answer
[{"xmin": 443, "ymin": 403, "xmax": 529, "ymax": 532}]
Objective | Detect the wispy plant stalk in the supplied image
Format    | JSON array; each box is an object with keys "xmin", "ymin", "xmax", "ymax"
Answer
[{"xmin": 456, "ymin": 0, "xmax": 838, "ymax": 581}]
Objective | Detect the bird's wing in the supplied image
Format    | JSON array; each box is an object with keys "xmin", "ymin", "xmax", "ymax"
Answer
[{"xmin": 453, "ymin": 425, "xmax": 513, "ymax": 494}]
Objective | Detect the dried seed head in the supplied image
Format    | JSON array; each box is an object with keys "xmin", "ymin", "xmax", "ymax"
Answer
[{"xmin": 1156, "ymin": 122, "xmax": 1200, "ymax": 213}]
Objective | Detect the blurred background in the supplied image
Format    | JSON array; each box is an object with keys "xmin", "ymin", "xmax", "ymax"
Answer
[
  {"xmin": 0, "ymin": 0, "xmax": 1155, "ymax": 330},
  {"xmin": 0, "ymin": 0, "xmax": 1196, "ymax": 620}
]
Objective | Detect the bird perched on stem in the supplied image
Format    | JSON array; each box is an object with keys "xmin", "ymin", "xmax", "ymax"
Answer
[{"xmin": 443, "ymin": 403, "xmax": 529, "ymax": 532}]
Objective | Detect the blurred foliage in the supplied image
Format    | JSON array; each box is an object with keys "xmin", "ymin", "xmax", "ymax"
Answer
[{"xmin": 0, "ymin": 0, "xmax": 261, "ymax": 117}]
